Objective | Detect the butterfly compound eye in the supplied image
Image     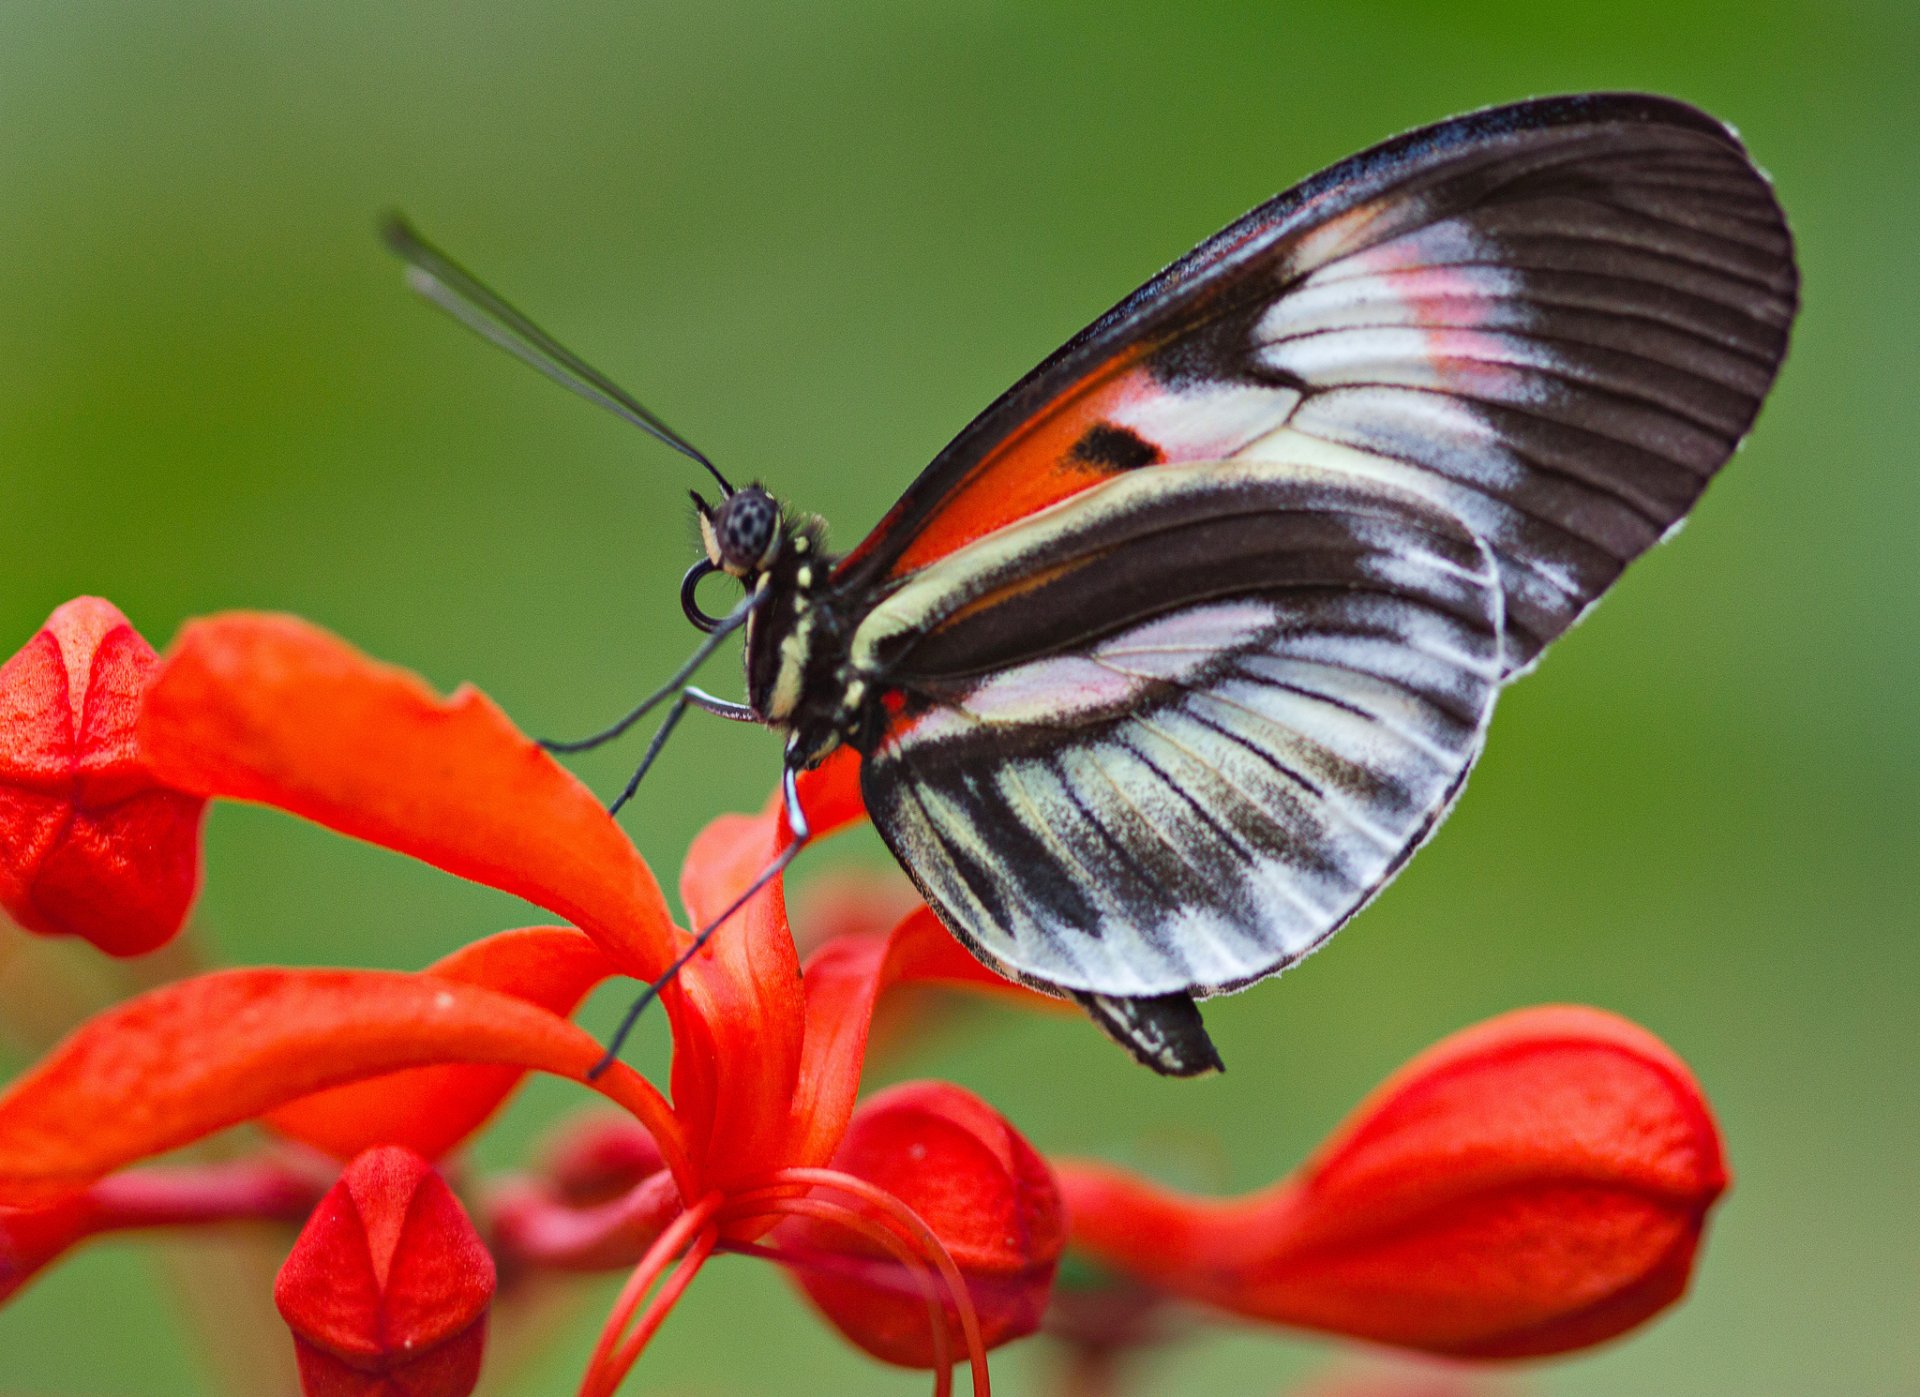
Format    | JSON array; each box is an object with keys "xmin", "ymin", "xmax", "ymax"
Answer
[{"xmin": 715, "ymin": 486, "xmax": 781, "ymax": 575}]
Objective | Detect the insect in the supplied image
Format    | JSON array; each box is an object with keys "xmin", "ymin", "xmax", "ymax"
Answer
[{"xmin": 389, "ymin": 93, "xmax": 1796, "ymax": 1076}]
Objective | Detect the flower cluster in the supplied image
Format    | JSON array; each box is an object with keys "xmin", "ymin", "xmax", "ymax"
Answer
[{"xmin": 0, "ymin": 600, "xmax": 1730, "ymax": 1395}]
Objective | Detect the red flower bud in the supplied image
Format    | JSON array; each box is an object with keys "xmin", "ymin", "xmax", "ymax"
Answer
[
  {"xmin": 539, "ymin": 1111, "xmax": 668, "ymax": 1207},
  {"xmin": 1062, "ymin": 1007, "xmax": 1728, "ymax": 1359},
  {"xmin": 785, "ymin": 1081, "xmax": 1065, "ymax": 1368},
  {"xmin": 276, "ymin": 1147, "xmax": 496, "ymax": 1397},
  {"xmin": 0, "ymin": 598, "xmax": 205, "ymax": 955}
]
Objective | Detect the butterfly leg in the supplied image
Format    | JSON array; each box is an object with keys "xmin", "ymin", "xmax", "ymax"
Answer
[
  {"xmin": 540, "ymin": 589, "xmax": 763, "ymax": 755},
  {"xmin": 588, "ymin": 762, "xmax": 811, "ymax": 1078},
  {"xmin": 607, "ymin": 686, "xmax": 757, "ymax": 817}
]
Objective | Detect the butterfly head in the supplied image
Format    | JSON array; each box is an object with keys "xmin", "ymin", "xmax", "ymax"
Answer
[{"xmin": 695, "ymin": 485, "xmax": 784, "ymax": 578}]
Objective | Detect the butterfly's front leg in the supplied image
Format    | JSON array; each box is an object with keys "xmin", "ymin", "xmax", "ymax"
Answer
[{"xmin": 605, "ymin": 686, "xmax": 759, "ymax": 816}]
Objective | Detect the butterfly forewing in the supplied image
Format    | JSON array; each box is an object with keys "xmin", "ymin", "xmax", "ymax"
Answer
[
  {"xmin": 853, "ymin": 462, "xmax": 1504, "ymax": 1011},
  {"xmin": 835, "ymin": 93, "xmax": 1796, "ymax": 676}
]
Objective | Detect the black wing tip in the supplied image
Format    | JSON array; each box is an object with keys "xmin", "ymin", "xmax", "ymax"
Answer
[{"xmin": 1073, "ymin": 990, "xmax": 1225, "ymax": 1078}]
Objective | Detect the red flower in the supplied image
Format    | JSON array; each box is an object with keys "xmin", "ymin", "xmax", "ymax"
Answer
[
  {"xmin": 1057, "ymin": 1006, "xmax": 1728, "ymax": 1362},
  {"xmin": 276, "ymin": 1146, "xmax": 495, "ymax": 1397},
  {"xmin": 0, "ymin": 612, "xmax": 1058, "ymax": 1394},
  {"xmin": 0, "ymin": 597, "xmax": 206, "ymax": 954},
  {"xmin": 0, "ymin": 606, "xmax": 1734, "ymax": 1396}
]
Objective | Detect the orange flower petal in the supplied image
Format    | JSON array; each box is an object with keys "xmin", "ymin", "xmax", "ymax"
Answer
[
  {"xmin": 140, "ymin": 614, "xmax": 675, "ymax": 977},
  {"xmin": 0, "ymin": 967, "xmax": 686, "ymax": 1207},
  {"xmin": 1059, "ymin": 1006, "xmax": 1728, "ymax": 1359},
  {"xmin": 669, "ymin": 810, "xmax": 806, "ymax": 1190},
  {"xmin": 665, "ymin": 757, "xmax": 870, "ymax": 1187},
  {"xmin": 787, "ymin": 907, "xmax": 1056, "ymax": 1169},
  {"xmin": 265, "ymin": 927, "xmax": 617, "ymax": 1161}
]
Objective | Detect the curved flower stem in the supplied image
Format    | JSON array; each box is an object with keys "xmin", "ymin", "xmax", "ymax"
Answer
[
  {"xmin": 599, "ymin": 1226, "xmax": 718, "ymax": 1393},
  {"xmin": 579, "ymin": 1191, "xmax": 723, "ymax": 1397},
  {"xmin": 90, "ymin": 1157, "xmax": 329, "ymax": 1226},
  {"xmin": 732, "ymin": 1167, "xmax": 991, "ymax": 1395},
  {"xmin": 723, "ymin": 1200, "xmax": 954, "ymax": 1396}
]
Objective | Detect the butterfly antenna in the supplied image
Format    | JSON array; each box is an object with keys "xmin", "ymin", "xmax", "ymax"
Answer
[{"xmin": 382, "ymin": 213, "xmax": 733, "ymax": 496}]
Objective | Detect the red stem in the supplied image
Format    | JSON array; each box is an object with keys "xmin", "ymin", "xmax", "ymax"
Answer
[
  {"xmin": 603, "ymin": 1226, "xmax": 718, "ymax": 1385},
  {"xmin": 733, "ymin": 1167, "xmax": 990, "ymax": 1396},
  {"xmin": 724, "ymin": 1199, "xmax": 954, "ymax": 1397},
  {"xmin": 86, "ymin": 1158, "xmax": 327, "ymax": 1227},
  {"xmin": 578, "ymin": 1191, "xmax": 722, "ymax": 1397}
]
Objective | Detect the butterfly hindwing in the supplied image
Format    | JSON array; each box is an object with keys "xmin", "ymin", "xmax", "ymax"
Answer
[
  {"xmin": 853, "ymin": 461, "xmax": 1504, "ymax": 1045},
  {"xmin": 834, "ymin": 93, "xmax": 1796, "ymax": 676}
]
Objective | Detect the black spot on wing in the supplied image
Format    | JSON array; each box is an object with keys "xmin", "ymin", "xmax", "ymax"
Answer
[{"xmin": 1071, "ymin": 423, "xmax": 1163, "ymax": 472}]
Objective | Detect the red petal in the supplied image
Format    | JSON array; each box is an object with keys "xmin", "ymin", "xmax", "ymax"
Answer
[
  {"xmin": 140, "ymin": 614, "xmax": 675, "ymax": 977},
  {"xmin": 486, "ymin": 1112, "xmax": 680, "ymax": 1274},
  {"xmin": 788, "ymin": 908, "xmax": 1059, "ymax": 1170},
  {"xmin": 0, "ymin": 598, "xmax": 206, "ymax": 955},
  {"xmin": 489, "ymin": 1169, "xmax": 682, "ymax": 1274},
  {"xmin": 667, "ymin": 808, "xmax": 806, "ymax": 1190},
  {"xmin": 265, "ymin": 927, "xmax": 617, "ymax": 1161},
  {"xmin": 0, "ymin": 967, "xmax": 685, "ymax": 1206},
  {"xmin": 663, "ymin": 747, "xmax": 871, "ymax": 1190},
  {"xmin": 1059, "ymin": 1006, "xmax": 1728, "ymax": 1359},
  {"xmin": 786, "ymin": 745, "xmax": 868, "ymax": 848},
  {"xmin": 276, "ymin": 1147, "xmax": 493, "ymax": 1396},
  {"xmin": 784, "ymin": 1081, "xmax": 1065, "ymax": 1368}
]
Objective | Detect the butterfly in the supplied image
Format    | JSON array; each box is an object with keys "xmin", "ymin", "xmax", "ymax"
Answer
[{"xmin": 389, "ymin": 93, "xmax": 1797, "ymax": 1076}]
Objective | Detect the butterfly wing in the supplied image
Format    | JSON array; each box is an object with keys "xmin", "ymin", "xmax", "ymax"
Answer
[
  {"xmin": 832, "ymin": 93, "xmax": 1797, "ymax": 1072},
  {"xmin": 850, "ymin": 460, "xmax": 1504, "ymax": 1072},
  {"xmin": 834, "ymin": 92, "xmax": 1797, "ymax": 676}
]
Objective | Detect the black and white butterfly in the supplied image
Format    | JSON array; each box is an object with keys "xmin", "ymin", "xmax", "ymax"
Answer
[{"xmin": 391, "ymin": 93, "xmax": 1797, "ymax": 1075}]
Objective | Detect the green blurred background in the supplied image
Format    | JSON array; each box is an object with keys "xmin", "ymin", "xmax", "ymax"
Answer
[{"xmin": 1, "ymin": 1, "xmax": 1913, "ymax": 1393}]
